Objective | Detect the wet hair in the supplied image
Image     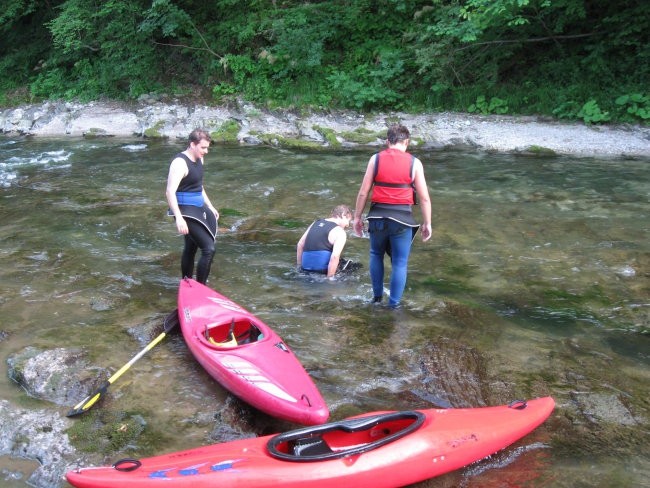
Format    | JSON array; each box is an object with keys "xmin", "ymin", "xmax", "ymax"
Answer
[
  {"xmin": 386, "ymin": 124, "xmax": 410, "ymax": 145},
  {"xmin": 330, "ymin": 204, "xmax": 352, "ymax": 219},
  {"xmin": 188, "ymin": 129, "xmax": 212, "ymax": 145}
]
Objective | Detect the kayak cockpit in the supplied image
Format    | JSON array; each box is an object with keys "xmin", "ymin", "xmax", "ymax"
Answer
[
  {"xmin": 267, "ymin": 410, "xmax": 425, "ymax": 461},
  {"xmin": 203, "ymin": 317, "xmax": 264, "ymax": 348}
]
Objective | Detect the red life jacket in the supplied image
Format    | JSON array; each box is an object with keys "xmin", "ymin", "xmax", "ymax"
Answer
[{"xmin": 371, "ymin": 148, "xmax": 415, "ymax": 205}]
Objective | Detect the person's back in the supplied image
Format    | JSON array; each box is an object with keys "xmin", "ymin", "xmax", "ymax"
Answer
[
  {"xmin": 297, "ymin": 204, "xmax": 352, "ymax": 278},
  {"xmin": 352, "ymin": 125, "xmax": 432, "ymax": 307},
  {"xmin": 301, "ymin": 218, "xmax": 339, "ymax": 271}
]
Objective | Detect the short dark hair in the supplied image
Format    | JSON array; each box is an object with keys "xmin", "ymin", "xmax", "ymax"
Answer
[
  {"xmin": 386, "ymin": 124, "xmax": 410, "ymax": 145},
  {"xmin": 188, "ymin": 129, "xmax": 211, "ymax": 145}
]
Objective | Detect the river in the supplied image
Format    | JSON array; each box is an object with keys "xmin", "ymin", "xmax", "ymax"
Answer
[{"xmin": 0, "ymin": 135, "xmax": 648, "ymax": 487}]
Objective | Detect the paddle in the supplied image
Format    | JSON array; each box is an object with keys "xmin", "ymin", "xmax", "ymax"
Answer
[{"xmin": 66, "ymin": 309, "xmax": 180, "ymax": 417}]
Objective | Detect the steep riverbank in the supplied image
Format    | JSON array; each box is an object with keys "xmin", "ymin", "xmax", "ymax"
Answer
[{"xmin": 1, "ymin": 99, "xmax": 649, "ymax": 158}]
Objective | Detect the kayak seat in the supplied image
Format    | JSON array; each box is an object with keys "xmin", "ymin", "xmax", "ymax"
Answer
[
  {"xmin": 205, "ymin": 322, "xmax": 238, "ymax": 347},
  {"xmin": 204, "ymin": 320, "xmax": 264, "ymax": 346},
  {"xmin": 267, "ymin": 411, "xmax": 426, "ymax": 462},
  {"xmin": 290, "ymin": 436, "xmax": 333, "ymax": 457},
  {"xmin": 237, "ymin": 322, "xmax": 263, "ymax": 344},
  {"xmin": 208, "ymin": 335, "xmax": 237, "ymax": 347}
]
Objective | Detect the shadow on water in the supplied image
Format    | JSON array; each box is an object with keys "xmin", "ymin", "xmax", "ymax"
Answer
[{"xmin": 0, "ymin": 136, "xmax": 648, "ymax": 487}]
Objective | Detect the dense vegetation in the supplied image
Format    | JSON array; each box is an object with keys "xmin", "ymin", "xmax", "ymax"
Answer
[{"xmin": 1, "ymin": 0, "xmax": 648, "ymax": 123}]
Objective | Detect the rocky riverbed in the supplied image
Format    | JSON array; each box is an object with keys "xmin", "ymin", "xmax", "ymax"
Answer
[
  {"xmin": 3, "ymin": 325, "xmax": 646, "ymax": 487},
  {"xmin": 1, "ymin": 100, "xmax": 649, "ymax": 487},
  {"xmin": 1, "ymin": 99, "xmax": 649, "ymax": 158}
]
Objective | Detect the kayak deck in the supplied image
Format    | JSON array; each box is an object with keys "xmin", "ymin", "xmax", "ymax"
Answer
[
  {"xmin": 178, "ymin": 278, "xmax": 329, "ymax": 425},
  {"xmin": 66, "ymin": 397, "xmax": 555, "ymax": 488}
]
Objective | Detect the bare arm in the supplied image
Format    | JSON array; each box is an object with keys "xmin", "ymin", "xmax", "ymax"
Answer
[
  {"xmin": 296, "ymin": 225, "xmax": 312, "ymax": 266},
  {"xmin": 353, "ymin": 155, "xmax": 376, "ymax": 237},
  {"xmin": 165, "ymin": 157, "xmax": 189, "ymax": 235},
  {"xmin": 327, "ymin": 227, "xmax": 348, "ymax": 278},
  {"xmin": 412, "ymin": 158, "xmax": 432, "ymax": 242}
]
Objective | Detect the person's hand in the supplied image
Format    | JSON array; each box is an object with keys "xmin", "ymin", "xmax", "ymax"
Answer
[
  {"xmin": 353, "ymin": 218, "xmax": 364, "ymax": 237},
  {"xmin": 421, "ymin": 223, "xmax": 432, "ymax": 242},
  {"xmin": 175, "ymin": 216, "xmax": 189, "ymax": 235}
]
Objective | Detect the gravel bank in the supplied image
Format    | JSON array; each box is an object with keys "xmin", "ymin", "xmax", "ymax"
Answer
[{"xmin": 1, "ymin": 100, "xmax": 649, "ymax": 158}]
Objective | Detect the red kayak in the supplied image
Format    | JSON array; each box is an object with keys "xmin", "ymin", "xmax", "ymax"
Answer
[
  {"xmin": 176, "ymin": 278, "xmax": 329, "ymax": 425},
  {"xmin": 66, "ymin": 396, "xmax": 554, "ymax": 488}
]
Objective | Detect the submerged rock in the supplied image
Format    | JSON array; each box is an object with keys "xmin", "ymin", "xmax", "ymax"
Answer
[
  {"xmin": 6, "ymin": 346, "xmax": 109, "ymax": 407},
  {"xmin": 570, "ymin": 392, "xmax": 638, "ymax": 426},
  {"xmin": 0, "ymin": 399, "xmax": 79, "ymax": 488},
  {"xmin": 414, "ymin": 338, "xmax": 489, "ymax": 408}
]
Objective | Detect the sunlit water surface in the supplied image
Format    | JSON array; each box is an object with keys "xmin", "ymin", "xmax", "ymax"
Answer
[{"xmin": 0, "ymin": 136, "xmax": 648, "ymax": 487}]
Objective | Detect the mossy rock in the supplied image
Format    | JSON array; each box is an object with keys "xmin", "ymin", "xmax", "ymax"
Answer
[
  {"xmin": 143, "ymin": 120, "xmax": 167, "ymax": 139},
  {"xmin": 82, "ymin": 128, "xmax": 111, "ymax": 138},
  {"xmin": 340, "ymin": 128, "xmax": 382, "ymax": 144},
  {"xmin": 523, "ymin": 145, "xmax": 557, "ymax": 155},
  {"xmin": 272, "ymin": 218, "xmax": 305, "ymax": 229},
  {"xmin": 312, "ymin": 125, "xmax": 342, "ymax": 147},
  {"xmin": 219, "ymin": 208, "xmax": 247, "ymax": 218},
  {"xmin": 419, "ymin": 275, "xmax": 477, "ymax": 295},
  {"xmin": 410, "ymin": 137, "xmax": 425, "ymax": 146},
  {"xmin": 66, "ymin": 408, "xmax": 170, "ymax": 457},
  {"xmin": 384, "ymin": 116, "xmax": 402, "ymax": 126},
  {"xmin": 210, "ymin": 119, "xmax": 241, "ymax": 144},
  {"xmin": 261, "ymin": 134, "xmax": 324, "ymax": 150}
]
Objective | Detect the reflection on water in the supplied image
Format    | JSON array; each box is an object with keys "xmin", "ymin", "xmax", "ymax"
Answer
[{"xmin": 0, "ymin": 136, "xmax": 648, "ymax": 487}]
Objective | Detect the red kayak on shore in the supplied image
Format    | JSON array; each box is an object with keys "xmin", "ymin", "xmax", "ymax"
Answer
[
  {"xmin": 66, "ymin": 396, "xmax": 554, "ymax": 488},
  {"xmin": 176, "ymin": 278, "xmax": 329, "ymax": 425}
]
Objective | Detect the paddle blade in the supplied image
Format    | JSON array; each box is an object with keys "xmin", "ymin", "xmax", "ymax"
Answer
[
  {"xmin": 66, "ymin": 309, "xmax": 179, "ymax": 418},
  {"xmin": 66, "ymin": 381, "xmax": 110, "ymax": 417},
  {"xmin": 163, "ymin": 308, "xmax": 180, "ymax": 333}
]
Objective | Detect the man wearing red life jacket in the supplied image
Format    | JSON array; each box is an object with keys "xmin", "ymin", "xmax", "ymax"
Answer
[{"xmin": 353, "ymin": 124, "xmax": 432, "ymax": 308}]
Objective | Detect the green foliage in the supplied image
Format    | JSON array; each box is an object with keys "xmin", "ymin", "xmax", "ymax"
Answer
[
  {"xmin": 221, "ymin": 54, "xmax": 274, "ymax": 102},
  {"xmin": 577, "ymin": 100, "xmax": 611, "ymax": 124},
  {"xmin": 327, "ymin": 67, "xmax": 397, "ymax": 110},
  {"xmin": 468, "ymin": 95, "xmax": 509, "ymax": 115},
  {"xmin": 553, "ymin": 98, "xmax": 613, "ymax": 124},
  {"xmin": 615, "ymin": 94, "xmax": 650, "ymax": 122},
  {"xmin": 552, "ymin": 101, "xmax": 582, "ymax": 121},
  {"xmin": 212, "ymin": 83, "xmax": 237, "ymax": 102},
  {"xmin": 0, "ymin": 0, "xmax": 648, "ymax": 123}
]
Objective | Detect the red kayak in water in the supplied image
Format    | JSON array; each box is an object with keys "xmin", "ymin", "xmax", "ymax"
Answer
[
  {"xmin": 176, "ymin": 278, "xmax": 329, "ymax": 425},
  {"xmin": 66, "ymin": 396, "xmax": 554, "ymax": 488}
]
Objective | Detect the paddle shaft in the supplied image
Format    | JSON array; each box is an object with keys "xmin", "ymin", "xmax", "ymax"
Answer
[
  {"xmin": 67, "ymin": 310, "xmax": 178, "ymax": 417},
  {"xmin": 108, "ymin": 331, "xmax": 168, "ymax": 383}
]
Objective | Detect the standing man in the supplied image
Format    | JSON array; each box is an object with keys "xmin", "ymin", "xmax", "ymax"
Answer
[
  {"xmin": 166, "ymin": 129, "xmax": 219, "ymax": 284},
  {"xmin": 297, "ymin": 204, "xmax": 353, "ymax": 278},
  {"xmin": 352, "ymin": 124, "xmax": 432, "ymax": 308}
]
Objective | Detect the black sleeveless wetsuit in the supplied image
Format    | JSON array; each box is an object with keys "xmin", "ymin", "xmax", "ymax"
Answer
[{"xmin": 173, "ymin": 153, "xmax": 217, "ymax": 284}]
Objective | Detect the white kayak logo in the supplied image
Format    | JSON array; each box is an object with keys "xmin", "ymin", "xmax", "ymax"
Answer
[{"xmin": 207, "ymin": 296, "xmax": 245, "ymax": 312}]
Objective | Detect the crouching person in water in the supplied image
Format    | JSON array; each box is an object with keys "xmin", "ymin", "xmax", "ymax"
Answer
[
  {"xmin": 166, "ymin": 129, "xmax": 219, "ymax": 284},
  {"xmin": 297, "ymin": 205, "xmax": 353, "ymax": 278}
]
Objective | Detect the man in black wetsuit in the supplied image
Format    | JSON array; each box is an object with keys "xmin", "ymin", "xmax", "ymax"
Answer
[
  {"xmin": 297, "ymin": 204, "xmax": 352, "ymax": 278},
  {"xmin": 165, "ymin": 129, "xmax": 219, "ymax": 284}
]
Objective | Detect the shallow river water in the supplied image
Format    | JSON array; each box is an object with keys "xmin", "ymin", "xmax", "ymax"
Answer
[{"xmin": 0, "ymin": 136, "xmax": 648, "ymax": 487}]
